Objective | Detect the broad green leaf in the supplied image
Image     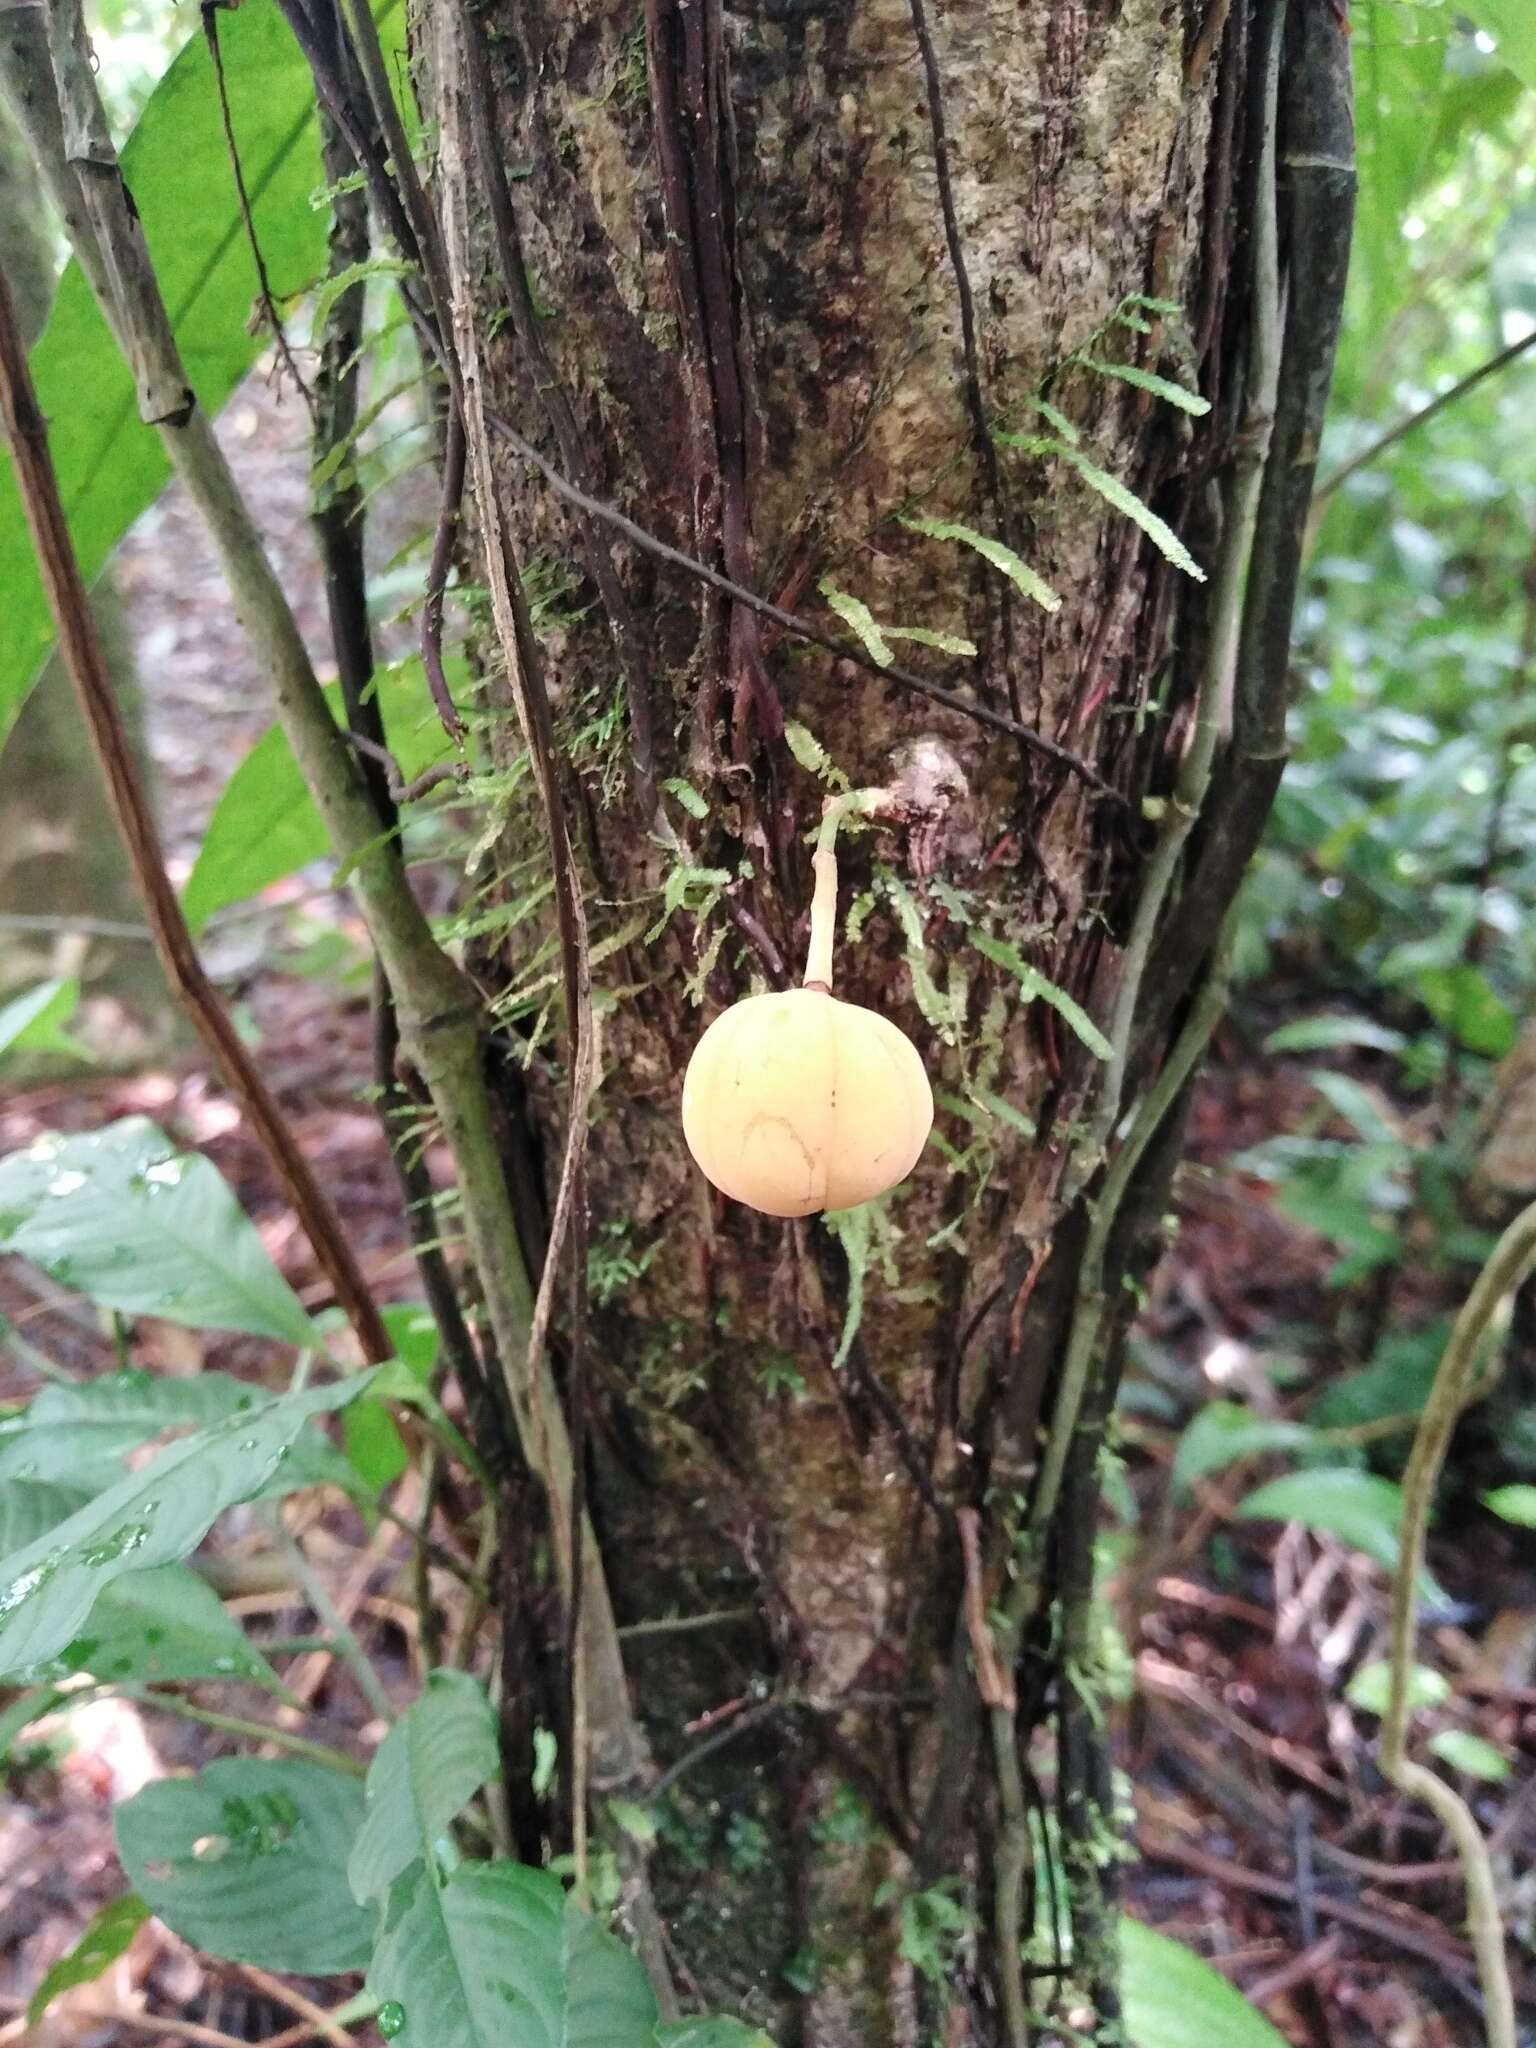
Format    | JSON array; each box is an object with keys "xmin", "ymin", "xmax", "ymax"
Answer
[
  {"xmin": 819, "ymin": 579, "xmax": 894, "ymax": 665},
  {"xmin": 1346, "ymin": 1660, "xmax": 1449, "ymax": 1715},
  {"xmin": 43, "ymin": 1563, "xmax": 284, "ymax": 1691},
  {"xmin": 343, "ymin": 1304, "xmax": 439, "ymax": 1493},
  {"xmin": 0, "ymin": 1684, "xmax": 64, "ymax": 1762},
  {"xmin": 1264, "ymin": 1015, "xmax": 1407, "ymax": 1056},
  {"xmin": 117, "ymin": 1759, "xmax": 371, "ymax": 1974},
  {"xmin": 0, "ymin": 980, "xmax": 88, "ymax": 1065},
  {"xmin": 1084, "ymin": 358, "xmax": 1210, "ymax": 416},
  {"xmin": 1121, "ymin": 1919, "xmax": 1287, "ymax": 2048},
  {"xmin": 182, "ymin": 658, "xmax": 453, "ymax": 935},
  {"xmin": 27, "ymin": 1894, "xmax": 151, "ymax": 2026},
  {"xmin": 899, "ymin": 516, "xmax": 1061, "ymax": 614},
  {"xmin": 1, "ymin": 1466, "xmax": 280, "ymax": 1689},
  {"xmin": 1171, "ymin": 1403, "xmax": 1320, "ymax": 1497},
  {"xmin": 1411, "ymin": 963, "xmax": 1516, "ymax": 1058},
  {"xmin": 968, "ymin": 929, "xmax": 1112, "ymax": 1059},
  {"xmin": 1428, "ymin": 1728, "xmax": 1510, "ymax": 1782},
  {"xmin": 1483, "ymin": 1484, "xmax": 1536, "ymax": 1528},
  {"xmin": 0, "ymin": 1368, "xmax": 357, "ymax": 1506},
  {"xmin": 368, "ymin": 1860, "xmax": 660, "ymax": 2048},
  {"xmin": 349, "ymin": 1670, "xmax": 501, "ymax": 1906},
  {"xmin": 0, "ymin": 1371, "xmax": 274, "ymax": 1486},
  {"xmin": 0, "ymin": 1374, "xmax": 369, "ymax": 1676},
  {"xmin": 1236, "ymin": 1468, "xmax": 1429, "ymax": 1586},
  {"xmin": 1457, "ymin": 2, "xmax": 1536, "ymax": 95},
  {"xmin": 0, "ymin": 4, "xmax": 344, "ymax": 747},
  {"xmin": 0, "ymin": 1120, "xmax": 314, "ymax": 1347}
]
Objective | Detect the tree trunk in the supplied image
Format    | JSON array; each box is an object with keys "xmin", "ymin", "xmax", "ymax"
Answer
[{"xmin": 423, "ymin": 0, "xmax": 1352, "ymax": 2037}]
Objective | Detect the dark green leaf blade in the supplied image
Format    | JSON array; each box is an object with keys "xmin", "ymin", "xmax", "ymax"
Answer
[
  {"xmin": 368, "ymin": 1861, "xmax": 660, "ymax": 2048},
  {"xmin": 27, "ymin": 1893, "xmax": 151, "ymax": 2026},
  {"xmin": 0, "ymin": 3, "xmax": 336, "ymax": 745},
  {"xmin": 348, "ymin": 1669, "xmax": 501, "ymax": 1906},
  {"xmin": 1122, "ymin": 1919, "xmax": 1288, "ymax": 2048},
  {"xmin": 0, "ymin": 1374, "xmax": 369, "ymax": 1676},
  {"xmin": 117, "ymin": 1759, "xmax": 371, "ymax": 1974},
  {"xmin": 182, "ymin": 659, "xmax": 453, "ymax": 935},
  {"xmin": 0, "ymin": 1120, "xmax": 315, "ymax": 1347}
]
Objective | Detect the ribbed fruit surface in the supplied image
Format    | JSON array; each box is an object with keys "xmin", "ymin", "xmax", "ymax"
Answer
[{"xmin": 681, "ymin": 988, "xmax": 933, "ymax": 1217}]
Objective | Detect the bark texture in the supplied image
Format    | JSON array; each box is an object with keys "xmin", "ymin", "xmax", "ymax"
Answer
[{"xmin": 421, "ymin": 0, "xmax": 1344, "ymax": 2036}]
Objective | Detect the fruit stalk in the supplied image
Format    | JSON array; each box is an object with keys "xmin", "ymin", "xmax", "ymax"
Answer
[{"xmin": 805, "ymin": 791, "xmax": 877, "ymax": 990}]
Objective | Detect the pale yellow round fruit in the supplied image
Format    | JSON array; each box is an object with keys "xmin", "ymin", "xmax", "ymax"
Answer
[{"xmin": 681, "ymin": 987, "xmax": 934, "ymax": 1217}]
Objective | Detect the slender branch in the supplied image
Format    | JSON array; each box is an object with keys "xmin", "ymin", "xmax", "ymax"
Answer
[
  {"xmin": 986, "ymin": 920, "xmax": 1235, "ymax": 2041},
  {"xmin": 267, "ymin": 1513, "xmax": 397, "ymax": 1724},
  {"xmin": 200, "ymin": 2, "xmax": 315, "ymax": 417},
  {"xmin": 439, "ymin": 8, "xmax": 600, "ymax": 1894},
  {"xmin": 463, "ymin": 13, "xmax": 656, "ymax": 814},
  {"xmin": 486, "ymin": 411, "xmax": 1118, "ymax": 794},
  {"xmin": 421, "ymin": 408, "xmax": 468, "ymax": 739},
  {"xmin": 122, "ymin": 1690, "xmax": 367, "ymax": 1775},
  {"xmin": 1079, "ymin": 0, "xmax": 1283, "ymax": 1178},
  {"xmin": 1130, "ymin": 0, "xmax": 1356, "ymax": 1056},
  {"xmin": 1314, "ymin": 326, "xmax": 1536, "ymax": 507},
  {"xmin": 1380, "ymin": 1209, "xmax": 1533, "ymax": 2048},
  {"xmin": 0, "ymin": 249, "xmax": 391, "ymax": 1368}
]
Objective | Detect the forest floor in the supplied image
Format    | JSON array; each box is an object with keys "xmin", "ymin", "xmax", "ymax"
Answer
[{"xmin": 1, "ymin": 376, "xmax": 1532, "ymax": 2048}]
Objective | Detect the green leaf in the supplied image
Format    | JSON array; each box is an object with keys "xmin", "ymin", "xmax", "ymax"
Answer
[
  {"xmin": 117, "ymin": 1758, "xmax": 372, "ymax": 1974},
  {"xmin": 1084, "ymin": 358, "xmax": 1210, "ymax": 415},
  {"xmin": 1346, "ymin": 1659, "xmax": 1449, "ymax": 1715},
  {"xmin": 0, "ymin": 1370, "xmax": 358, "ymax": 1510},
  {"xmin": 1171, "ymin": 1403, "xmax": 1321, "ymax": 1498},
  {"xmin": 783, "ymin": 720, "xmax": 847, "ymax": 789},
  {"xmin": 1045, "ymin": 442, "xmax": 1207, "ymax": 582},
  {"xmin": 658, "ymin": 2026, "xmax": 775, "ymax": 2048},
  {"xmin": 368, "ymin": 1860, "xmax": 660, "ymax": 2048},
  {"xmin": 1411, "ymin": 963, "xmax": 1516, "ymax": 1058},
  {"xmin": 0, "ymin": 3, "xmax": 349, "ymax": 747},
  {"xmin": 349, "ymin": 1670, "xmax": 501, "ymax": 1906},
  {"xmin": 0, "ymin": 1682, "xmax": 68, "ymax": 1764},
  {"xmin": 886, "ymin": 624, "xmax": 977, "ymax": 658},
  {"xmin": 344, "ymin": 1304, "xmax": 439, "ymax": 1493},
  {"xmin": 0, "ymin": 980, "xmax": 89, "ymax": 1065},
  {"xmin": 818, "ymin": 579, "xmax": 894, "ymax": 665},
  {"xmin": 1483, "ymin": 1484, "xmax": 1536, "ymax": 1528},
  {"xmin": 662, "ymin": 777, "xmax": 710, "ymax": 821},
  {"xmin": 1235, "ymin": 1468, "xmax": 1412, "ymax": 1576},
  {"xmin": 968, "ymin": 929, "xmax": 1112, "ymax": 1059},
  {"xmin": 27, "ymin": 1893, "xmax": 151, "ymax": 2026},
  {"xmin": 0, "ymin": 1121, "xmax": 316, "ymax": 1348},
  {"xmin": 45, "ymin": 1563, "xmax": 284, "ymax": 1692},
  {"xmin": 182, "ymin": 658, "xmax": 451, "ymax": 934},
  {"xmin": 1017, "ymin": 395, "xmax": 1080, "ymax": 444},
  {"xmin": 0, "ymin": 1374, "xmax": 370, "ymax": 1677},
  {"xmin": 1263, "ymin": 1015, "xmax": 1408, "ymax": 1056},
  {"xmin": 1121, "ymin": 1919, "xmax": 1288, "ymax": 2048},
  {"xmin": 1427, "ymin": 1728, "xmax": 1510, "ymax": 1782},
  {"xmin": 1458, "ymin": 1, "xmax": 1536, "ymax": 93},
  {"xmin": 899, "ymin": 517, "xmax": 1061, "ymax": 614}
]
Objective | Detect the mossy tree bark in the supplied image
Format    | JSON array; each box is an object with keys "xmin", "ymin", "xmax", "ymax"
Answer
[{"xmin": 423, "ymin": 0, "xmax": 1350, "ymax": 2037}]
